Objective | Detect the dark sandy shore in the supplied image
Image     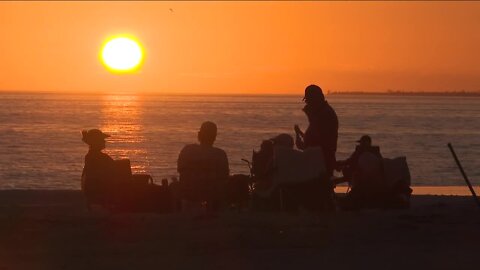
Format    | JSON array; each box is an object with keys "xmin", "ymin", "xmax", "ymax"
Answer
[{"xmin": 0, "ymin": 189, "xmax": 479, "ymax": 270}]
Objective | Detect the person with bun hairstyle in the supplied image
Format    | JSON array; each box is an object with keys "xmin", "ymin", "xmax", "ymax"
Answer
[{"xmin": 81, "ymin": 129, "xmax": 115, "ymax": 206}]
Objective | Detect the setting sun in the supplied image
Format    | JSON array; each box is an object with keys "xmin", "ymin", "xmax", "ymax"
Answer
[{"xmin": 100, "ymin": 35, "xmax": 144, "ymax": 73}]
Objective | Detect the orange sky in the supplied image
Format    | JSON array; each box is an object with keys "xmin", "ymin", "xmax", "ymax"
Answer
[{"xmin": 1, "ymin": 1, "xmax": 480, "ymax": 94}]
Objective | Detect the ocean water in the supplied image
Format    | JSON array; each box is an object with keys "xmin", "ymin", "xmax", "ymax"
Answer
[{"xmin": 0, "ymin": 93, "xmax": 479, "ymax": 189}]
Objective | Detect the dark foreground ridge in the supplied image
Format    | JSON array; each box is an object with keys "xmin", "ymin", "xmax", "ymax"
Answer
[{"xmin": 0, "ymin": 190, "xmax": 479, "ymax": 269}]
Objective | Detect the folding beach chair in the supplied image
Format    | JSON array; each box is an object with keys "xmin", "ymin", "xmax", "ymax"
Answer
[
  {"xmin": 270, "ymin": 146, "xmax": 331, "ymax": 211},
  {"xmin": 82, "ymin": 159, "xmax": 163, "ymax": 212}
]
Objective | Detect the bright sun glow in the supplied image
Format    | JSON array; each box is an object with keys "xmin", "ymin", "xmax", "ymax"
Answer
[{"xmin": 100, "ymin": 35, "xmax": 144, "ymax": 73}]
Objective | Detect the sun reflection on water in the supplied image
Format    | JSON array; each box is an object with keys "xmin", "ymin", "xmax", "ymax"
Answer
[{"xmin": 100, "ymin": 95, "xmax": 149, "ymax": 173}]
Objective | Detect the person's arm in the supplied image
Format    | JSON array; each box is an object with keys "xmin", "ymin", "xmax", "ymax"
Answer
[
  {"xmin": 294, "ymin": 124, "xmax": 304, "ymax": 137},
  {"xmin": 295, "ymin": 134, "xmax": 305, "ymax": 150},
  {"xmin": 294, "ymin": 125, "xmax": 305, "ymax": 150},
  {"xmin": 346, "ymin": 146, "xmax": 361, "ymax": 166},
  {"xmin": 220, "ymin": 150, "xmax": 230, "ymax": 181},
  {"xmin": 336, "ymin": 146, "xmax": 359, "ymax": 171}
]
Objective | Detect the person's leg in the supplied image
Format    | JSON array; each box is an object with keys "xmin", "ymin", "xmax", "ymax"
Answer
[
  {"xmin": 321, "ymin": 177, "xmax": 335, "ymax": 212},
  {"xmin": 324, "ymin": 151, "xmax": 336, "ymax": 179}
]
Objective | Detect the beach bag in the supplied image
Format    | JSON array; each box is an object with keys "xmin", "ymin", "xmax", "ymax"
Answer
[{"xmin": 112, "ymin": 160, "xmax": 166, "ymax": 212}]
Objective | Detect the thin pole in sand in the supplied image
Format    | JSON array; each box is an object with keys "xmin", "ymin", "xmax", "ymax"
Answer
[{"xmin": 447, "ymin": 143, "xmax": 480, "ymax": 208}]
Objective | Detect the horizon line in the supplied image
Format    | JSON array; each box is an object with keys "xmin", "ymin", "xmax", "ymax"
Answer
[{"xmin": 1, "ymin": 89, "xmax": 480, "ymax": 96}]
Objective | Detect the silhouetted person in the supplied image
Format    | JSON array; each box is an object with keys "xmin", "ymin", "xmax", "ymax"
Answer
[
  {"xmin": 251, "ymin": 135, "xmax": 294, "ymax": 211},
  {"xmin": 81, "ymin": 129, "xmax": 115, "ymax": 207},
  {"xmin": 294, "ymin": 84, "xmax": 338, "ymax": 211},
  {"xmin": 294, "ymin": 84, "xmax": 338, "ymax": 178},
  {"xmin": 335, "ymin": 135, "xmax": 383, "ymax": 185},
  {"xmin": 252, "ymin": 134, "xmax": 293, "ymax": 192},
  {"xmin": 337, "ymin": 135, "xmax": 387, "ymax": 210},
  {"xmin": 177, "ymin": 121, "xmax": 229, "ymax": 213},
  {"xmin": 251, "ymin": 139, "xmax": 274, "ymax": 183},
  {"xmin": 270, "ymin": 133, "xmax": 294, "ymax": 149}
]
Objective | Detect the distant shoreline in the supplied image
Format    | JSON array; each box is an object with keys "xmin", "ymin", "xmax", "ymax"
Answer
[{"xmin": 328, "ymin": 91, "xmax": 480, "ymax": 97}]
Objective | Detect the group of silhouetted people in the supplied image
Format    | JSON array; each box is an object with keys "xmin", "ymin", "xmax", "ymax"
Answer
[{"xmin": 81, "ymin": 84, "xmax": 411, "ymax": 214}]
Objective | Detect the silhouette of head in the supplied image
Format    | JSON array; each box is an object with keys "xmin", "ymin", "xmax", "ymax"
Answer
[
  {"xmin": 303, "ymin": 84, "xmax": 325, "ymax": 104},
  {"xmin": 271, "ymin": 133, "xmax": 294, "ymax": 149},
  {"xmin": 356, "ymin": 135, "xmax": 372, "ymax": 147},
  {"xmin": 260, "ymin": 139, "xmax": 274, "ymax": 153},
  {"xmin": 198, "ymin": 121, "xmax": 217, "ymax": 146},
  {"xmin": 82, "ymin": 129, "xmax": 110, "ymax": 150}
]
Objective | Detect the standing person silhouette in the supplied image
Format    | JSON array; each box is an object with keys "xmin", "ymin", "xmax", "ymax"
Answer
[
  {"xmin": 177, "ymin": 121, "xmax": 229, "ymax": 214},
  {"xmin": 295, "ymin": 84, "xmax": 338, "ymax": 177},
  {"xmin": 294, "ymin": 84, "xmax": 338, "ymax": 210}
]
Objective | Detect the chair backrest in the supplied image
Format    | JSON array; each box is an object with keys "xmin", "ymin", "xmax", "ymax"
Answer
[
  {"xmin": 382, "ymin": 156, "xmax": 411, "ymax": 189},
  {"xmin": 251, "ymin": 150, "xmax": 272, "ymax": 178},
  {"xmin": 357, "ymin": 151, "xmax": 383, "ymax": 176},
  {"xmin": 114, "ymin": 159, "xmax": 132, "ymax": 182},
  {"xmin": 272, "ymin": 146, "xmax": 326, "ymax": 187}
]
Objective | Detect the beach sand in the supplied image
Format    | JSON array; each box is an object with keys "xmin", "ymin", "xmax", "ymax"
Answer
[{"xmin": 0, "ymin": 187, "xmax": 479, "ymax": 270}]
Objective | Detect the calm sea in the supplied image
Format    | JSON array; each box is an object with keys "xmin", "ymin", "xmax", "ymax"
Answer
[{"xmin": 0, "ymin": 93, "xmax": 478, "ymax": 189}]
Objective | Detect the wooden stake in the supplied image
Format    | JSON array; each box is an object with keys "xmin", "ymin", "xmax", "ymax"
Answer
[{"xmin": 447, "ymin": 143, "xmax": 480, "ymax": 208}]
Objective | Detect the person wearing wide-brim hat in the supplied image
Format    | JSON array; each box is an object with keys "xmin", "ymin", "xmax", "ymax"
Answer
[{"xmin": 81, "ymin": 129, "xmax": 115, "ymax": 206}]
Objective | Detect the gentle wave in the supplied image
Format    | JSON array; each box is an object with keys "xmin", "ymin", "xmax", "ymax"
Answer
[{"xmin": 0, "ymin": 93, "xmax": 479, "ymax": 189}]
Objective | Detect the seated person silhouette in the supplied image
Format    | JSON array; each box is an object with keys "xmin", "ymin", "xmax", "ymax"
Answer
[
  {"xmin": 252, "ymin": 133, "xmax": 323, "ymax": 212},
  {"xmin": 82, "ymin": 129, "xmax": 161, "ymax": 212},
  {"xmin": 336, "ymin": 135, "xmax": 387, "ymax": 210},
  {"xmin": 251, "ymin": 134, "xmax": 293, "ymax": 195},
  {"xmin": 335, "ymin": 135, "xmax": 382, "ymax": 185},
  {"xmin": 177, "ymin": 121, "xmax": 229, "ymax": 213},
  {"xmin": 81, "ymin": 129, "xmax": 115, "ymax": 207},
  {"xmin": 251, "ymin": 139, "xmax": 274, "ymax": 186}
]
